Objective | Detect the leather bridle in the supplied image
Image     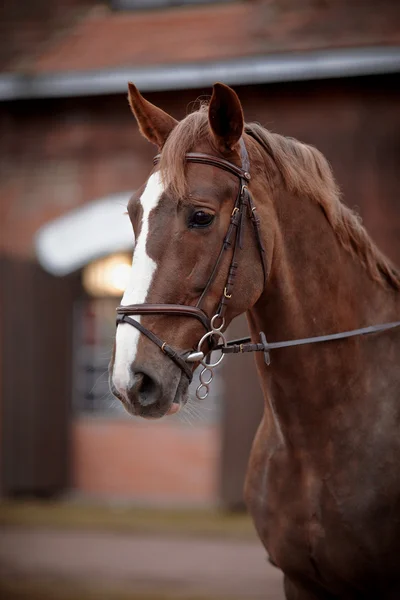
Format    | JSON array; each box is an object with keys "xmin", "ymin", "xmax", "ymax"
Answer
[
  {"xmin": 116, "ymin": 140, "xmax": 400, "ymax": 400},
  {"xmin": 116, "ymin": 139, "xmax": 268, "ymax": 397}
]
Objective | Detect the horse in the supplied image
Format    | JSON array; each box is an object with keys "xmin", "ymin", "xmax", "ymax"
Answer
[{"xmin": 109, "ymin": 82, "xmax": 400, "ymax": 599}]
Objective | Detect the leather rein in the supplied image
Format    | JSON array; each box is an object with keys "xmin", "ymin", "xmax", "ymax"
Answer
[{"xmin": 116, "ymin": 141, "xmax": 400, "ymax": 400}]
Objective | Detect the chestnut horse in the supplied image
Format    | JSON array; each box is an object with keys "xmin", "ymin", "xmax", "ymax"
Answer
[{"xmin": 109, "ymin": 82, "xmax": 400, "ymax": 599}]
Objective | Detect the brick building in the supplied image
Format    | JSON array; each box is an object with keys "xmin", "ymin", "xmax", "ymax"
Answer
[{"xmin": 1, "ymin": 0, "xmax": 400, "ymax": 506}]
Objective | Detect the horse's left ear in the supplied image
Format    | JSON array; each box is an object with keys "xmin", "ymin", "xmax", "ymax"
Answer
[
  {"xmin": 208, "ymin": 83, "xmax": 244, "ymax": 153},
  {"xmin": 127, "ymin": 82, "xmax": 178, "ymax": 149}
]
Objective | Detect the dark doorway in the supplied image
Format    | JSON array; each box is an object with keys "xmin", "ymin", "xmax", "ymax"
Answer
[{"xmin": 0, "ymin": 257, "xmax": 79, "ymax": 497}]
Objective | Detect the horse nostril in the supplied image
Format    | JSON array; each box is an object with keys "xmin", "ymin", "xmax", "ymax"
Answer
[{"xmin": 134, "ymin": 371, "xmax": 157, "ymax": 407}]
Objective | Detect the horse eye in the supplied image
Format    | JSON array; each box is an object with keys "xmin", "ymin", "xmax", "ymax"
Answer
[{"xmin": 190, "ymin": 210, "xmax": 215, "ymax": 228}]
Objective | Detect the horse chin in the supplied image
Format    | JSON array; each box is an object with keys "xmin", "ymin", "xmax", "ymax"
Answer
[
  {"xmin": 166, "ymin": 372, "xmax": 189, "ymax": 416},
  {"xmin": 140, "ymin": 370, "xmax": 189, "ymax": 419},
  {"xmin": 109, "ymin": 367, "xmax": 189, "ymax": 420}
]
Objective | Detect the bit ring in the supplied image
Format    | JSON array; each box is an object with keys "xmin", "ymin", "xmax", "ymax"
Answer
[
  {"xmin": 196, "ymin": 383, "xmax": 209, "ymax": 400},
  {"xmin": 210, "ymin": 314, "xmax": 225, "ymax": 331},
  {"xmin": 200, "ymin": 367, "xmax": 213, "ymax": 386},
  {"xmin": 197, "ymin": 330, "xmax": 226, "ymax": 368}
]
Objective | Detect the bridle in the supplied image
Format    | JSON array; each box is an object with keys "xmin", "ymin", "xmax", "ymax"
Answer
[
  {"xmin": 116, "ymin": 139, "xmax": 400, "ymax": 400},
  {"xmin": 117, "ymin": 139, "xmax": 267, "ymax": 399}
]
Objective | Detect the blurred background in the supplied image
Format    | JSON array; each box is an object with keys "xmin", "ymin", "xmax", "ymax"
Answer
[{"xmin": 0, "ymin": 1, "xmax": 399, "ymax": 599}]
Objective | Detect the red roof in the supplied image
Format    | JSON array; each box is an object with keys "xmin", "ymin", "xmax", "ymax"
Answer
[{"xmin": 4, "ymin": 2, "xmax": 400, "ymax": 75}]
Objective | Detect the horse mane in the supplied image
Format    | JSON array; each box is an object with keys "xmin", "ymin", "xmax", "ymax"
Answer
[{"xmin": 159, "ymin": 106, "xmax": 400, "ymax": 290}]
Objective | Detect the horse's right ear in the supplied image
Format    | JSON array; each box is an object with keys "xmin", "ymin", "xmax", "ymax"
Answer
[
  {"xmin": 208, "ymin": 82, "xmax": 244, "ymax": 154},
  {"xmin": 127, "ymin": 83, "xmax": 178, "ymax": 149}
]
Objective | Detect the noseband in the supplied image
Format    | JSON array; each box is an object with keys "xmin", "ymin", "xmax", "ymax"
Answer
[{"xmin": 116, "ymin": 141, "xmax": 400, "ymax": 400}]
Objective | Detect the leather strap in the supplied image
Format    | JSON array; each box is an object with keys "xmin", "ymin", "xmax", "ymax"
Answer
[
  {"xmin": 195, "ymin": 174, "xmax": 244, "ymax": 309},
  {"xmin": 217, "ymin": 193, "xmax": 246, "ymax": 318},
  {"xmin": 117, "ymin": 304, "xmax": 211, "ymax": 332},
  {"xmin": 116, "ymin": 314, "xmax": 194, "ymax": 381},
  {"xmin": 239, "ymin": 138, "xmax": 250, "ymax": 173},
  {"xmin": 153, "ymin": 152, "xmax": 251, "ymax": 181},
  {"xmin": 218, "ymin": 321, "xmax": 400, "ymax": 363},
  {"xmin": 246, "ymin": 189, "xmax": 268, "ymax": 283}
]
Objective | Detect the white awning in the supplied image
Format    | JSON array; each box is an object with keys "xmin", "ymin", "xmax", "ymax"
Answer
[{"xmin": 35, "ymin": 192, "xmax": 134, "ymax": 276}]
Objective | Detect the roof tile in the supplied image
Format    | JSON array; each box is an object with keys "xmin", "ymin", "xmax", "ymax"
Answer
[{"xmin": 4, "ymin": 2, "xmax": 400, "ymax": 75}]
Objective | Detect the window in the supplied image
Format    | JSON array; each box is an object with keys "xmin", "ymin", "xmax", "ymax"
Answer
[
  {"xmin": 73, "ymin": 297, "xmax": 123, "ymax": 415},
  {"xmin": 73, "ymin": 296, "xmax": 222, "ymax": 421}
]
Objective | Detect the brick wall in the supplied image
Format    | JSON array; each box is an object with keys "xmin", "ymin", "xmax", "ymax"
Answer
[
  {"xmin": 1, "ymin": 76, "xmax": 400, "ymax": 264},
  {"xmin": 1, "ymin": 76, "xmax": 400, "ymax": 502},
  {"xmin": 72, "ymin": 419, "xmax": 220, "ymax": 504},
  {"xmin": 249, "ymin": 0, "xmax": 400, "ymax": 50},
  {"xmin": 0, "ymin": 0, "xmax": 97, "ymax": 70}
]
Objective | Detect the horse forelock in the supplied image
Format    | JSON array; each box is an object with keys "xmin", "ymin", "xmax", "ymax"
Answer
[
  {"xmin": 158, "ymin": 105, "xmax": 211, "ymax": 199},
  {"xmin": 157, "ymin": 106, "xmax": 400, "ymax": 290}
]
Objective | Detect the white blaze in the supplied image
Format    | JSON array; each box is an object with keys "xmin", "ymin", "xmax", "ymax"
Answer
[{"xmin": 113, "ymin": 172, "xmax": 164, "ymax": 393}]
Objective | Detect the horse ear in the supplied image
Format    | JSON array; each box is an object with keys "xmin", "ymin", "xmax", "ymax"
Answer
[
  {"xmin": 127, "ymin": 82, "xmax": 178, "ymax": 148},
  {"xmin": 208, "ymin": 83, "xmax": 244, "ymax": 153}
]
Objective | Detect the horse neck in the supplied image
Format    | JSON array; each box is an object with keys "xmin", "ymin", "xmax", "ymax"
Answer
[{"xmin": 246, "ymin": 183, "xmax": 400, "ymax": 437}]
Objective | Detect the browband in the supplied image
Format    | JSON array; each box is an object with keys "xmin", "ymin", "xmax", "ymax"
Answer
[{"xmin": 153, "ymin": 151, "xmax": 250, "ymax": 181}]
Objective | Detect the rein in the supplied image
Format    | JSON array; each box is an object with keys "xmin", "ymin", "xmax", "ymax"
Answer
[
  {"xmin": 116, "ymin": 141, "xmax": 400, "ymax": 400},
  {"xmin": 217, "ymin": 321, "xmax": 400, "ymax": 366}
]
